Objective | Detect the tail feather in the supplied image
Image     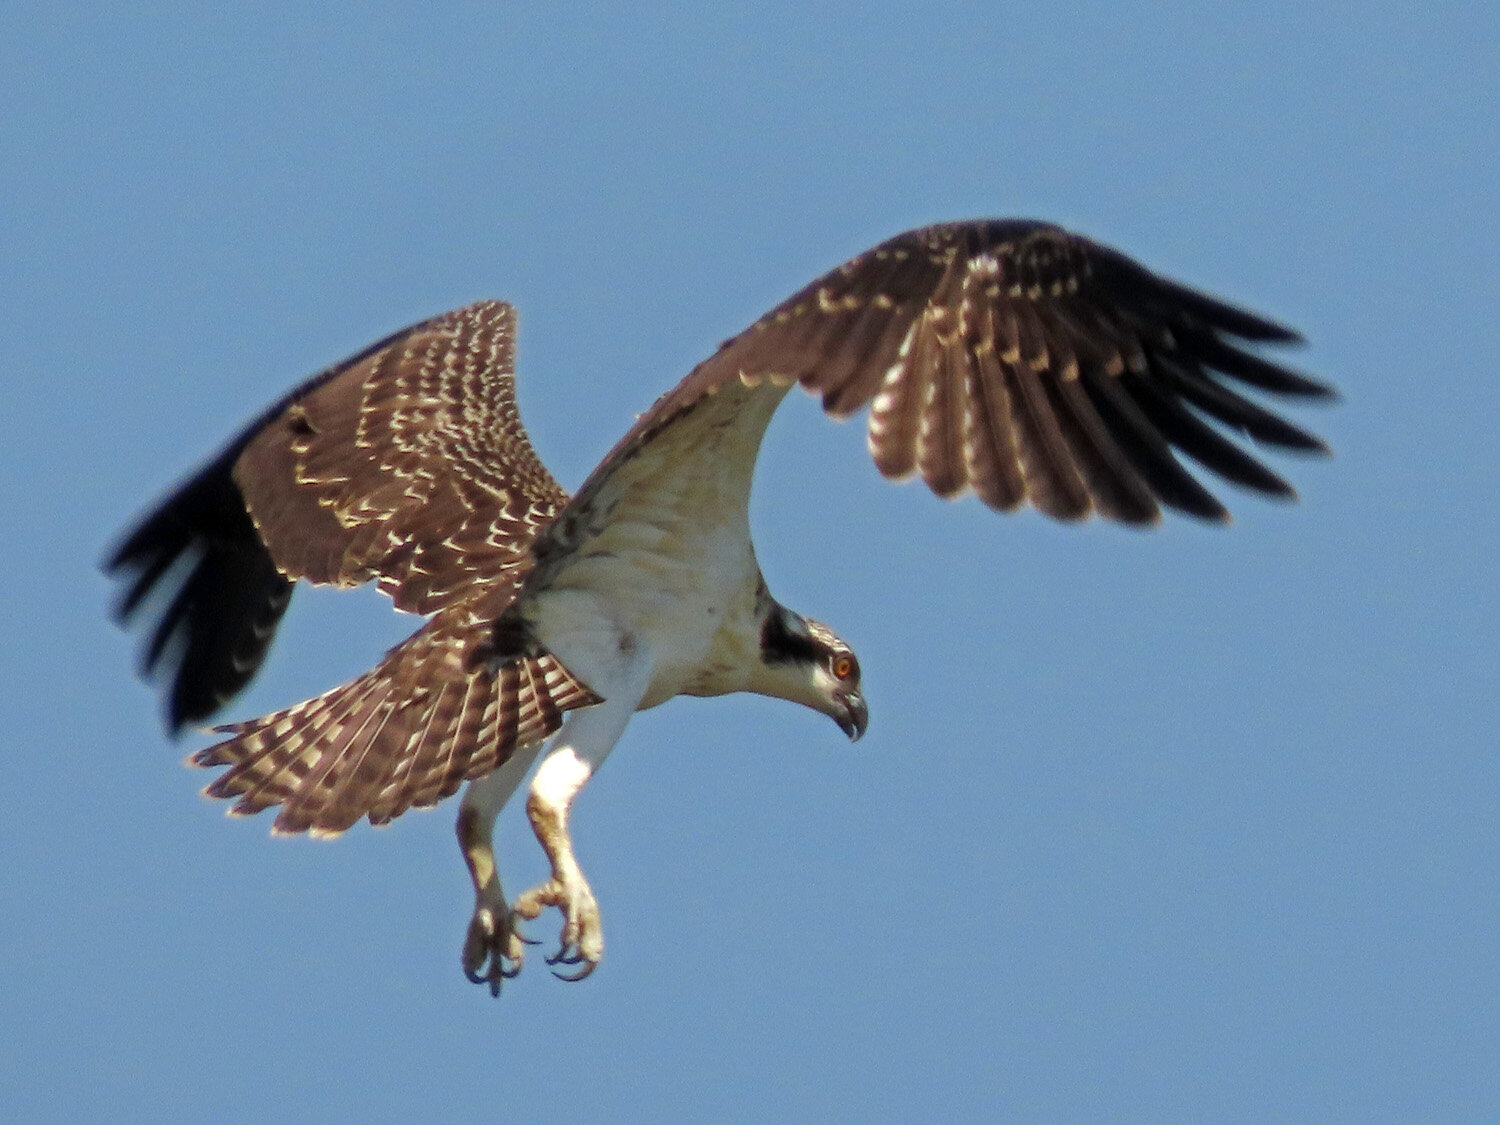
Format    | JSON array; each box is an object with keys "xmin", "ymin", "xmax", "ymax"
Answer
[
  {"xmin": 366, "ymin": 679, "xmax": 460, "ymax": 827},
  {"xmin": 192, "ymin": 609, "xmax": 599, "ymax": 836}
]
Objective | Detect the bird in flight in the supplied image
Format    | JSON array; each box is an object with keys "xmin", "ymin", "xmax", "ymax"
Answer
[{"xmin": 106, "ymin": 219, "xmax": 1333, "ymax": 994}]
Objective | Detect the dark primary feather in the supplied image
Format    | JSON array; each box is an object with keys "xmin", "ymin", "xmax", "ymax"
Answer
[{"xmin": 107, "ymin": 451, "xmax": 293, "ymax": 732}]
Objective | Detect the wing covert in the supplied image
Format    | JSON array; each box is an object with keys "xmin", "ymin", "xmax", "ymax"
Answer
[
  {"xmin": 233, "ymin": 299, "xmax": 567, "ymax": 611},
  {"xmin": 106, "ymin": 300, "xmax": 566, "ymax": 731}
]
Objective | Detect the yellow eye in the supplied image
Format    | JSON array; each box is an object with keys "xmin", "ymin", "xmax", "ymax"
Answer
[{"xmin": 832, "ymin": 655, "xmax": 855, "ymax": 681}]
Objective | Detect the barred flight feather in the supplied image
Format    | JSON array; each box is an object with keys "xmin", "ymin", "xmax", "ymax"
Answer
[
  {"xmin": 549, "ymin": 219, "xmax": 1331, "ymax": 560},
  {"xmin": 195, "ymin": 606, "xmax": 597, "ymax": 837},
  {"xmin": 961, "ymin": 332, "xmax": 1028, "ymax": 512}
]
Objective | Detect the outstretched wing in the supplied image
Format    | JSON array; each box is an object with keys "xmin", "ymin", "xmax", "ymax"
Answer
[
  {"xmin": 556, "ymin": 219, "xmax": 1332, "ymax": 546},
  {"xmin": 106, "ymin": 300, "xmax": 568, "ymax": 732}
]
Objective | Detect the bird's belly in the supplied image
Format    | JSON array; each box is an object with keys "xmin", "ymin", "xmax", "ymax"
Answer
[
  {"xmin": 614, "ymin": 538, "xmax": 762, "ymax": 708},
  {"xmin": 635, "ymin": 581, "xmax": 762, "ymax": 708},
  {"xmin": 529, "ymin": 380, "xmax": 783, "ymax": 708},
  {"xmin": 531, "ymin": 522, "xmax": 762, "ymax": 710}
]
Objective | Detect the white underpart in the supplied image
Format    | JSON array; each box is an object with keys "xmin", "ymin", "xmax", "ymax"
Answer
[
  {"xmin": 529, "ymin": 624, "xmax": 654, "ymax": 818},
  {"xmin": 528, "ymin": 378, "xmax": 788, "ymax": 710}
]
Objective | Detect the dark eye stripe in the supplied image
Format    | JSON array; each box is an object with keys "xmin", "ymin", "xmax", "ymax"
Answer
[{"xmin": 760, "ymin": 612, "xmax": 823, "ymax": 665}]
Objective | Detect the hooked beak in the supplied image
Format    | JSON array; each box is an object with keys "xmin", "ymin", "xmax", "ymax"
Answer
[{"xmin": 834, "ymin": 690, "xmax": 868, "ymax": 742}]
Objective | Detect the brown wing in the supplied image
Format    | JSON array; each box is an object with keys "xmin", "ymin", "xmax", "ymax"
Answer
[
  {"xmin": 106, "ymin": 299, "xmax": 567, "ymax": 732},
  {"xmin": 556, "ymin": 220, "xmax": 1332, "ymax": 542}
]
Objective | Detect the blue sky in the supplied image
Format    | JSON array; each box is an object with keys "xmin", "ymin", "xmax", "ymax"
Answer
[{"xmin": 3, "ymin": 2, "xmax": 1497, "ymax": 1120}]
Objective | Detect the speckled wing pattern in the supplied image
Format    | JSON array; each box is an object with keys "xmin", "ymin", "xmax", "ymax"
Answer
[
  {"xmin": 556, "ymin": 220, "xmax": 1332, "ymax": 550},
  {"xmin": 106, "ymin": 300, "xmax": 597, "ymax": 836},
  {"xmin": 231, "ymin": 300, "xmax": 566, "ymax": 614}
]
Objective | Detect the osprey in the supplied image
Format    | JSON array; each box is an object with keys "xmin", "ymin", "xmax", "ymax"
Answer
[{"xmin": 106, "ymin": 220, "xmax": 1332, "ymax": 994}]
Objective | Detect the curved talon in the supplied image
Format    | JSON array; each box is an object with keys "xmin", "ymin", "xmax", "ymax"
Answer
[
  {"xmin": 552, "ymin": 960, "xmax": 597, "ymax": 983},
  {"xmin": 514, "ymin": 874, "xmax": 603, "ymax": 981},
  {"xmin": 462, "ymin": 905, "xmax": 529, "ymax": 997},
  {"xmin": 474, "ymin": 954, "xmax": 514, "ymax": 996}
]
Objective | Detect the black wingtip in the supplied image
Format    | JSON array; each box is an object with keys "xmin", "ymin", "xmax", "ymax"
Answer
[
  {"xmin": 1178, "ymin": 493, "xmax": 1233, "ymax": 525},
  {"xmin": 1272, "ymin": 370, "xmax": 1339, "ymax": 401},
  {"xmin": 1263, "ymin": 324, "xmax": 1306, "ymax": 346},
  {"xmin": 1233, "ymin": 318, "xmax": 1304, "ymax": 346},
  {"xmin": 106, "ymin": 450, "xmax": 295, "ymax": 736}
]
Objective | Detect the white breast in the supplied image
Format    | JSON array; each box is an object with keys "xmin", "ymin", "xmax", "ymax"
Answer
[{"xmin": 525, "ymin": 377, "xmax": 791, "ymax": 710}]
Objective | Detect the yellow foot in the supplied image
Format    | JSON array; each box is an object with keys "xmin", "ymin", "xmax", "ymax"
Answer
[{"xmin": 513, "ymin": 876, "xmax": 603, "ymax": 981}]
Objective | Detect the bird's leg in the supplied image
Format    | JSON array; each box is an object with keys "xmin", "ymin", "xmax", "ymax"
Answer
[
  {"xmin": 514, "ymin": 749, "xmax": 603, "ymax": 980},
  {"xmin": 512, "ymin": 634, "xmax": 651, "ymax": 982},
  {"xmin": 456, "ymin": 740, "xmax": 544, "ymax": 996}
]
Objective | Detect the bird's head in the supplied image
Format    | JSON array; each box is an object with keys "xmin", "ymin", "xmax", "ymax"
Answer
[{"xmin": 753, "ymin": 605, "xmax": 868, "ymax": 741}]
